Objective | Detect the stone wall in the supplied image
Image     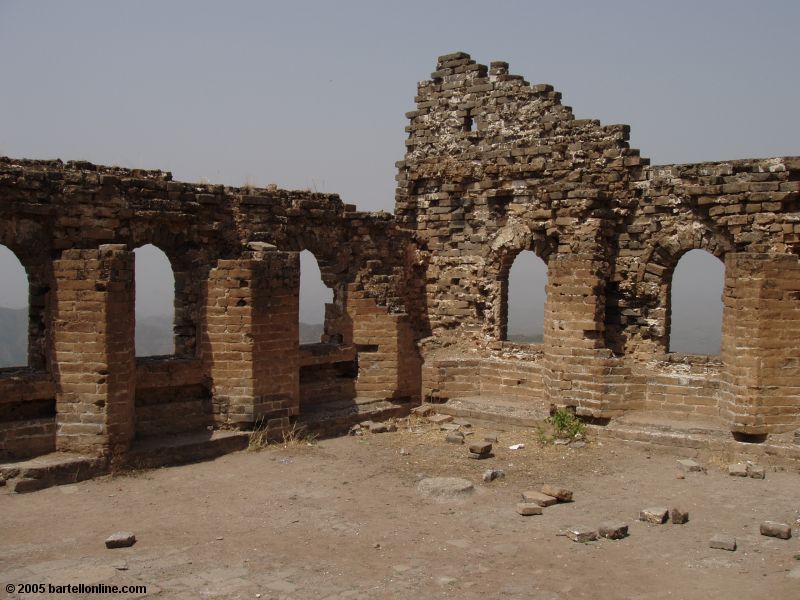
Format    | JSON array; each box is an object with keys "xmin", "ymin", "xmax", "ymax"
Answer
[
  {"xmin": 0, "ymin": 158, "xmax": 415, "ymax": 460},
  {"xmin": 1, "ymin": 51, "xmax": 799, "ymax": 463},
  {"xmin": 398, "ymin": 52, "xmax": 800, "ymax": 436}
]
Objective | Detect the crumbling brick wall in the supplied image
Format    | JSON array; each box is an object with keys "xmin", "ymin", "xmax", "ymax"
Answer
[
  {"xmin": 402, "ymin": 52, "xmax": 800, "ymax": 436},
  {"xmin": 1, "ymin": 51, "xmax": 799, "ymax": 462},
  {"xmin": 0, "ymin": 159, "xmax": 416, "ymax": 460}
]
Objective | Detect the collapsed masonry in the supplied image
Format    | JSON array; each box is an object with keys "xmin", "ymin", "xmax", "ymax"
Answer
[{"xmin": 2, "ymin": 52, "xmax": 799, "ymax": 469}]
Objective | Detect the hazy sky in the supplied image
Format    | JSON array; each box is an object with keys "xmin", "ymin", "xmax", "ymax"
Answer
[{"xmin": 1, "ymin": 0, "xmax": 797, "ymax": 350}]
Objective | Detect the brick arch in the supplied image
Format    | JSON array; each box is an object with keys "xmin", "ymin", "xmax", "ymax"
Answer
[
  {"xmin": 487, "ymin": 221, "xmax": 558, "ymax": 275},
  {"xmin": 635, "ymin": 221, "xmax": 731, "ymax": 354},
  {"xmin": 0, "ymin": 218, "xmax": 53, "ymax": 370},
  {"xmin": 129, "ymin": 237, "xmax": 211, "ymax": 357},
  {"xmin": 484, "ymin": 221, "xmax": 558, "ymax": 341},
  {"xmin": 636, "ymin": 221, "xmax": 729, "ymax": 285}
]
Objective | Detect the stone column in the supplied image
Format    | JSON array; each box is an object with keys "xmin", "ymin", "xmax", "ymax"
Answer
[
  {"xmin": 721, "ymin": 253, "xmax": 800, "ymax": 435},
  {"xmin": 345, "ymin": 286, "xmax": 420, "ymax": 401},
  {"xmin": 52, "ymin": 245, "xmax": 136, "ymax": 456},
  {"xmin": 542, "ymin": 253, "xmax": 620, "ymax": 417},
  {"xmin": 204, "ymin": 245, "xmax": 299, "ymax": 439}
]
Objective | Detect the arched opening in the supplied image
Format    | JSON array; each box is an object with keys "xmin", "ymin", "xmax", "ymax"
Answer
[
  {"xmin": 299, "ymin": 250, "xmax": 333, "ymax": 344},
  {"xmin": 669, "ymin": 249, "xmax": 724, "ymax": 354},
  {"xmin": 505, "ymin": 250, "xmax": 547, "ymax": 343},
  {"xmin": 134, "ymin": 244, "xmax": 175, "ymax": 357},
  {"xmin": 0, "ymin": 245, "xmax": 29, "ymax": 368}
]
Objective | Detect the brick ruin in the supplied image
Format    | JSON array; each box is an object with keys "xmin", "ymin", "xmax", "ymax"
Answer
[{"xmin": 2, "ymin": 52, "xmax": 800, "ymax": 477}]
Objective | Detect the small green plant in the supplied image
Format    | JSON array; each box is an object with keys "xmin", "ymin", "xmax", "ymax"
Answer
[{"xmin": 549, "ymin": 408, "xmax": 585, "ymax": 439}]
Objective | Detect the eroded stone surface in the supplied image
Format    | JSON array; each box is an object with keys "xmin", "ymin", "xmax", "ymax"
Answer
[{"xmin": 416, "ymin": 477, "xmax": 474, "ymax": 500}]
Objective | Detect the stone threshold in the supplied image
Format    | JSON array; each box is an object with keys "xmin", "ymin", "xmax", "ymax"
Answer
[
  {"xmin": 0, "ymin": 430, "xmax": 249, "ymax": 494},
  {"xmin": 593, "ymin": 419, "xmax": 800, "ymax": 464},
  {"xmin": 428, "ymin": 395, "xmax": 550, "ymax": 428},
  {"xmin": 298, "ymin": 396, "xmax": 415, "ymax": 437},
  {"xmin": 427, "ymin": 399, "xmax": 800, "ymax": 463}
]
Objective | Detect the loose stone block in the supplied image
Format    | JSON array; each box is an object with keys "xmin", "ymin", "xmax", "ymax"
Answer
[
  {"xmin": 541, "ymin": 484, "xmax": 573, "ymax": 502},
  {"xmin": 521, "ymin": 491, "xmax": 558, "ymax": 507},
  {"xmin": 516, "ymin": 503, "xmax": 543, "ymax": 516},
  {"xmin": 412, "ymin": 405, "xmax": 434, "ymax": 417},
  {"xmin": 746, "ymin": 464, "xmax": 766, "ymax": 479},
  {"xmin": 482, "ymin": 468, "xmax": 505, "ymax": 482},
  {"xmin": 369, "ymin": 422, "xmax": 389, "ymax": 433},
  {"xmin": 469, "ymin": 442, "xmax": 492, "ymax": 455},
  {"xmin": 566, "ymin": 527, "xmax": 597, "ymax": 543},
  {"xmin": 105, "ymin": 532, "xmax": 136, "ymax": 549},
  {"xmin": 677, "ymin": 459, "xmax": 704, "ymax": 473},
  {"xmin": 670, "ymin": 507, "xmax": 689, "ymax": 525},
  {"xmin": 728, "ymin": 464, "xmax": 748, "ymax": 477},
  {"xmin": 709, "ymin": 535, "xmax": 736, "ymax": 551},
  {"xmin": 445, "ymin": 432, "xmax": 464, "ymax": 444},
  {"xmin": 484, "ymin": 433, "xmax": 499, "ymax": 443},
  {"xmin": 428, "ymin": 414, "xmax": 453, "ymax": 425},
  {"xmin": 760, "ymin": 521, "xmax": 792, "ymax": 539},
  {"xmin": 598, "ymin": 522, "xmax": 628, "ymax": 539},
  {"xmin": 639, "ymin": 507, "xmax": 669, "ymax": 524}
]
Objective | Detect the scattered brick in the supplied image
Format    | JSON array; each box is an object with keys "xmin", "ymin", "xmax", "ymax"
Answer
[
  {"xmin": 541, "ymin": 484, "xmax": 573, "ymax": 502},
  {"xmin": 521, "ymin": 491, "xmax": 558, "ymax": 507},
  {"xmin": 709, "ymin": 535, "xmax": 736, "ymax": 551},
  {"xmin": 760, "ymin": 521, "xmax": 792, "ymax": 539},
  {"xmin": 670, "ymin": 507, "xmax": 689, "ymax": 525},
  {"xmin": 639, "ymin": 507, "xmax": 669, "ymax": 524},
  {"xmin": 516, "ymin": 503, "xmax": 543, "ymax": 516},
  {"xmin": 105, "ymin": 532, "xmax": 136, "ymax": 549},
  {"xmin": 598, "ymin": 522, "xmax": 629, "ymax": 539}
]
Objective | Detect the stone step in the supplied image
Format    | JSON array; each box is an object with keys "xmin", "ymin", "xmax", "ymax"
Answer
[
  {"xmin": 431, "ymin": 395, "xmax": 550, "ymax": 428},
  {"xmin": 127, "ymin": 430, "xmax": 249, "ymax": 469},
  {"xmin": 592, "ymin": 420, "xmax": 800, "ymax": 464},
  {"xmin": 0, "ymin": 452, "xmax": 107, "ymax": 493},
  {"xmin": 299, "ymin": 396, "xmax": 414, "ymax": 437}
]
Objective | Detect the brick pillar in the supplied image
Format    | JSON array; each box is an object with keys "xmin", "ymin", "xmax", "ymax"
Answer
[
  {"xmin": 204, "ymin": 245, "xmax": 299, "ymax": 438},
  {"xmin": 52, "ymin": 245, "xmax": 135, "ymax": 456},
  {"xmin": 542, "ymin": 253, "xmax": 619, "ymax": 417},
  {"xmin": 346, "ymin": 286, "xmax": 420, "ymax": 401},
  {"xmin": 721, "ymin": 253, "xmax": 800, "ymax": 435}
]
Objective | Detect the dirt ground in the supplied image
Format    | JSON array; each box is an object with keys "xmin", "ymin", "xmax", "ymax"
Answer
[{"xmin": 2, "ymin": 418, "xmax": 800, "ymax": 600}]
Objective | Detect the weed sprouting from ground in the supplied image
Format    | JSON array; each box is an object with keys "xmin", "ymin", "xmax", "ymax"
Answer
[
  {"xmin": 549, "ymin": 409, "xmax": 586, "ymax": 439},
  {"xmin": 281, "ymin": 422, "xmax": 318, "ymax": 447},
  {"xmin": 248, "ymin": 418, "xmax": 318, "ymax": 451}
]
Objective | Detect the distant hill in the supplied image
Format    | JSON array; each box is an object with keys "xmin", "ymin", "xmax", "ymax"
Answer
[
  {"xmin": 300, "ymin": 322, "xmax": 324, "ymax": 344},
  {"xmin": 507, "ymin": 333, "xmax": 543, "ymax": 344},
  {"xmin": 0, "ymin": 307, "xmax": 27, "ymax": 367},
  {"xmin": 135, "ymin": 314, "xmax": 175, "ymax": 356},
  {"xmin": 0, "ymin": 309, "xmax": 327, "ymax": 365}
]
